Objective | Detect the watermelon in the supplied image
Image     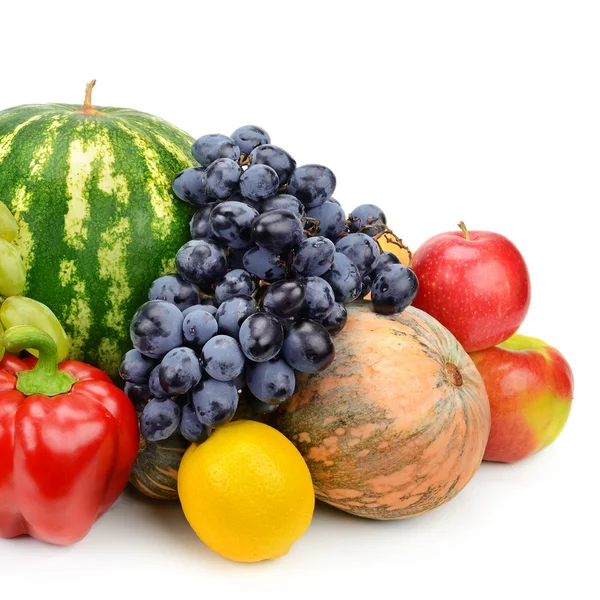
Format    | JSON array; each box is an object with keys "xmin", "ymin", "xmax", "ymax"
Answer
[{"xmin": 0, "ymin": 81, "xmax": 196, "ymax": 379}]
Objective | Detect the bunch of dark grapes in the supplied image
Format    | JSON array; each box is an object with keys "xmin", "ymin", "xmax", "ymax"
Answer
[{"xmin": 119, "ymin": 125, "xmax": 419, "ymax": 444}]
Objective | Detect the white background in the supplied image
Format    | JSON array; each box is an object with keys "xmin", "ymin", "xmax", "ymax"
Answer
[{"xmin": 0, "ymin": 1, "xmax": 598, "ymax": 598}]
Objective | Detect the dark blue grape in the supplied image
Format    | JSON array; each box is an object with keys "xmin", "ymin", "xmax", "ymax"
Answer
[
  {"xmin": 373, "ymin": 251, "xmax": 401, "ymax": 277},
  {"xmin": 252, "ymin": 209, "xmax": 304, "ymax": 253},
  {"xmin": 242, "ymin": 246, "xmax": 287, "ymax": 282},
  {"xmin": 227, "ymin": 189, "xmax": 261, "ymax": 211},
  {"xmin": 371, "ymin": 265, "xmax": 419, "ymax": 315},
  {"xmin": 300, "ymin": 277, "xmax": 335, "ymax": 320},
  {"xmin": 159, "ymin": 347, "xmax": 202, "ymax": 396},
  {"xmin": 276, "ymin": 315, "xmax": 296, "ymax": 335},
  {"xmin": 209, "ymin": 201, "xmax": 258, "ymax": 249},
  {"xmin": 282, "ymin": 320, "xmax": 335, "ymax": 374},
  {"xmin": 205, "ymin": 158, "xmax": 242, "ymax": 199},
  {"xmin": 359, "ymin": 275, "xmax": 372, "ymax": 299},
  {"xmin": 305, "ymin": 200, "xmax": 346, "ymax": 240},
  {"xmin": 176, "ymin": 239, "xmax": 228, "ymax": 285},
  {"xmin": 215, "ymin": 295, "xmax": 258, "ymax": 338},
  {"xmin": 320, "ymin": 302, "xmax": 347, "ymax": 334},
  {"xmin": 181, "ymin": 304, "xmax": 218, "ymax": 318},
  {"xmin": 347, "ymin": 204, "xmax": 387, "ymax": 233},
  {"xmin": 172, "ymin": 168, "xmax": 209, "ymax": 206},
  {"xmin": 190, "ymin": 202, "xmax": 218, "ymax": 240},
  {"xmin": 119, "ymin": 349, "xmax": 157, "ymax": 384},
  {"xmin": 130, "ymin": 300, "xmax": 184, "ymax": 359},
  {"xmin": 244, "ymin": 391, "xmax": 281, "ymax": 416},
  {"xmin": 140, "ymin": 398, "xmax": 181, "ymax": 442},
  {"xmin": 180, "ymin": 402, "xmax": 211, "ymax": 444},
  {"xmin": 228, "ymin": 247, "xmax": 249, "ymax": 270},
  {"xmin": 259, "ymin": 194, "xmax": 305, "ymax": 218},
  {"xmin": 246, "ymin": 358, "xmax": 296, "ymax": 404},
  {"xmin": 292, "ymin": 236, "xmax": 336, "ymax": 277},
  {"xmin": 214, "ymin": 269, "xmax": 257, "ymax": 304},
  {"xmin": 263, "ymin": 279, "xmax": 306, "ymax": 319},
  {"xmin": 287, "ymin": 164, "xmax": 336, "ymax": 208},
  {"xmin": 192, "ymin": 134, "xmax": 240, "ymax": 165},
  {"xmin": 249, "ymin": 145, "xmax": 296, "ymax": 185},
  {"xmin": 239, "ymin": 313, "xmax": 284, "ymax": 362},
  {"xmin": 183, "ymin": 310, "xmax": 218, "ymax": 349},
  {"xmin": 240, "ymin": 164, "xmax": 280, "ymax": 201},
  {"xmin": 335, "ymin": 233, "xmax": 380, "ymax": 276},
  {"xmin": 148, "ymin": 274, "xmax": 199, "ymax": 311},
  {"xmin": 124, "ymin": 381, "xmax": 151, "ymax": 412},
  {"xmin": 192, "ymin": 378, "xmax": 239, "ymax": 427},
  {"xmin": 231, "ymin": 125, "xmax": 271, "ymax": 156},
  {"xmin": 201, "ymin": 335, "xmax": 245, "ymax": 381},
  {"xmin": 322, "ymin": 252, "xmax": 362, "ymax": 302},
  {"xmin": 149, "ymin": 365, "xmax": 169, "ymax": 398}
]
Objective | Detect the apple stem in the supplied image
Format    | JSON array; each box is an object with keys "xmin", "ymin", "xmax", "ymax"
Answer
[{"xmin": 458, "ymin": 221, "xmax": 470, "ymax": 240}]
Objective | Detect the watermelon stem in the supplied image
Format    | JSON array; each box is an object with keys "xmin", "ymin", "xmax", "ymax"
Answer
[
  {"xmin": 2, "ymin": 325, "xmax": 78, "ymax": 397},
  {"xmin": 78, "ymin": 80, "xmax": 106, "ymax": 117}
]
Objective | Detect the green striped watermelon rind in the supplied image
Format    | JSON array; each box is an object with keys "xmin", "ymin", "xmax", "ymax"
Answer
[{"xmin": 0, "ymin": 101, "xmax": 197, "ymax": 379}]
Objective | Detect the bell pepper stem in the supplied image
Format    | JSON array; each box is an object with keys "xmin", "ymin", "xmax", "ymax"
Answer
[{"xmin": 2, "ymin": 325, "xmax": 78, "ymax": 396}]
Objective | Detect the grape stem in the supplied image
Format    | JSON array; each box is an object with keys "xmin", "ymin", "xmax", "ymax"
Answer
[
  {"xmin": 374, "ymin": 229, "xmax": 413, "ymax": 264},
  {"xmin": 2, "ymin": 325, "xmax": 78, "ymax": 397},
  {"xmin": 302, "ymin": 216, "xmax": 320, "ymax": 237},
  {"xmin": 254, "ymin": 280, "xmax": 271, "ymax": 305},
  {"xmin": 238, "ymin": 154, "xmax": 252, "ymax": 168},
  {"xmin": 78, "ymin": 80, "xmax": 107, "ymax": 117}
]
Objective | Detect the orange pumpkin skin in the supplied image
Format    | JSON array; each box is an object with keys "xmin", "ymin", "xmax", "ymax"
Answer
[{"xmin": 275, "ymin": 302, "xmax": 491, "ymax": 520}]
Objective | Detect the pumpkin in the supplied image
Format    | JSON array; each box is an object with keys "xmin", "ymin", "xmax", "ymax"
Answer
[
  {"xmin": 275, "ymin": 301, "xmax": 491, "ymax": 520},
  {"xmin": 129, "ymin": 430, "xmax": 189, "ymax": 500},
  {"xmin": 0, "ymin": 81, "xmax": 196, "ymax": 379}
]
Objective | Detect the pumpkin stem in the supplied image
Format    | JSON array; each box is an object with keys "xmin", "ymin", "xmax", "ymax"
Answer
[
  {"xmin": 78, "ymin": 80, "xmax": 107, "ymax": 116},
  {"xmin": 2, "ymin": 325, "xmax": 78, "ymax": 396},
  {"xmin": 458, "ymin": 221, "xmax": 470, "ymax": 240},
  {"xmin": 445, "ymin": 362, "xmax": 463, "ymax": 387}
]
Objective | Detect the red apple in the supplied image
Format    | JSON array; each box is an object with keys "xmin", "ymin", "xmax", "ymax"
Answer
[
  {"xmin": 411, "ymin": 222, "xmax": 531, "ymax": 352},
  {"xmin": 470, "ymin": 334, "xmax": 574, "ymax": 463}
]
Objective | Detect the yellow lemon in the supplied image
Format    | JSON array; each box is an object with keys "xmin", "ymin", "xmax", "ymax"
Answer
[{"xmin": 178, "ymin": 419, "xmax": 315, "ymax": 563}]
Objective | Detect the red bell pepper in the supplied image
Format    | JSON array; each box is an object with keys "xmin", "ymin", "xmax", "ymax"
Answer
[{"xmin": 0, "ymin": 325, "xmax": 139, "ymax": 545}]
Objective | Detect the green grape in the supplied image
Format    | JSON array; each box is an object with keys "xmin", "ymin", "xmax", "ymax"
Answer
[
  {"xmin": 0, "ymin": 239, "xmax": 26, "ymax": 297},
  {"xmin": 0, "ymin": 321, "xmax": 4, "ymax": 362},
  {"xmin": 0, "ymin": 296, "xmax": 70, "ymax": 362},
  {"xmin": 0, "ymin": 202, "xmax": 18, "ymax": 242}
]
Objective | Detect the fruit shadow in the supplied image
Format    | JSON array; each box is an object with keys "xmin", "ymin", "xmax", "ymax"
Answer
[
  {"xmin": 312, "ymin": 497, "xmax": 444, "ymax": 530},
  {"xmin": 121, "ymin": 485, "xmax": 226, "ymax": 566},
  {"xmin": 122, "ymin": 486, "xmax": 313, "ymax": 571}
]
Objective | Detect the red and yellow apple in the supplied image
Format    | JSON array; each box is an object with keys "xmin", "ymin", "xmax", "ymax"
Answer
[
  {"xmin": 469, "ymin": 334, "xmax": 574, "ymax": 463},
  {"xmin": 411, "ymin": 223, "xmax": 531, "ymax": 352}
]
